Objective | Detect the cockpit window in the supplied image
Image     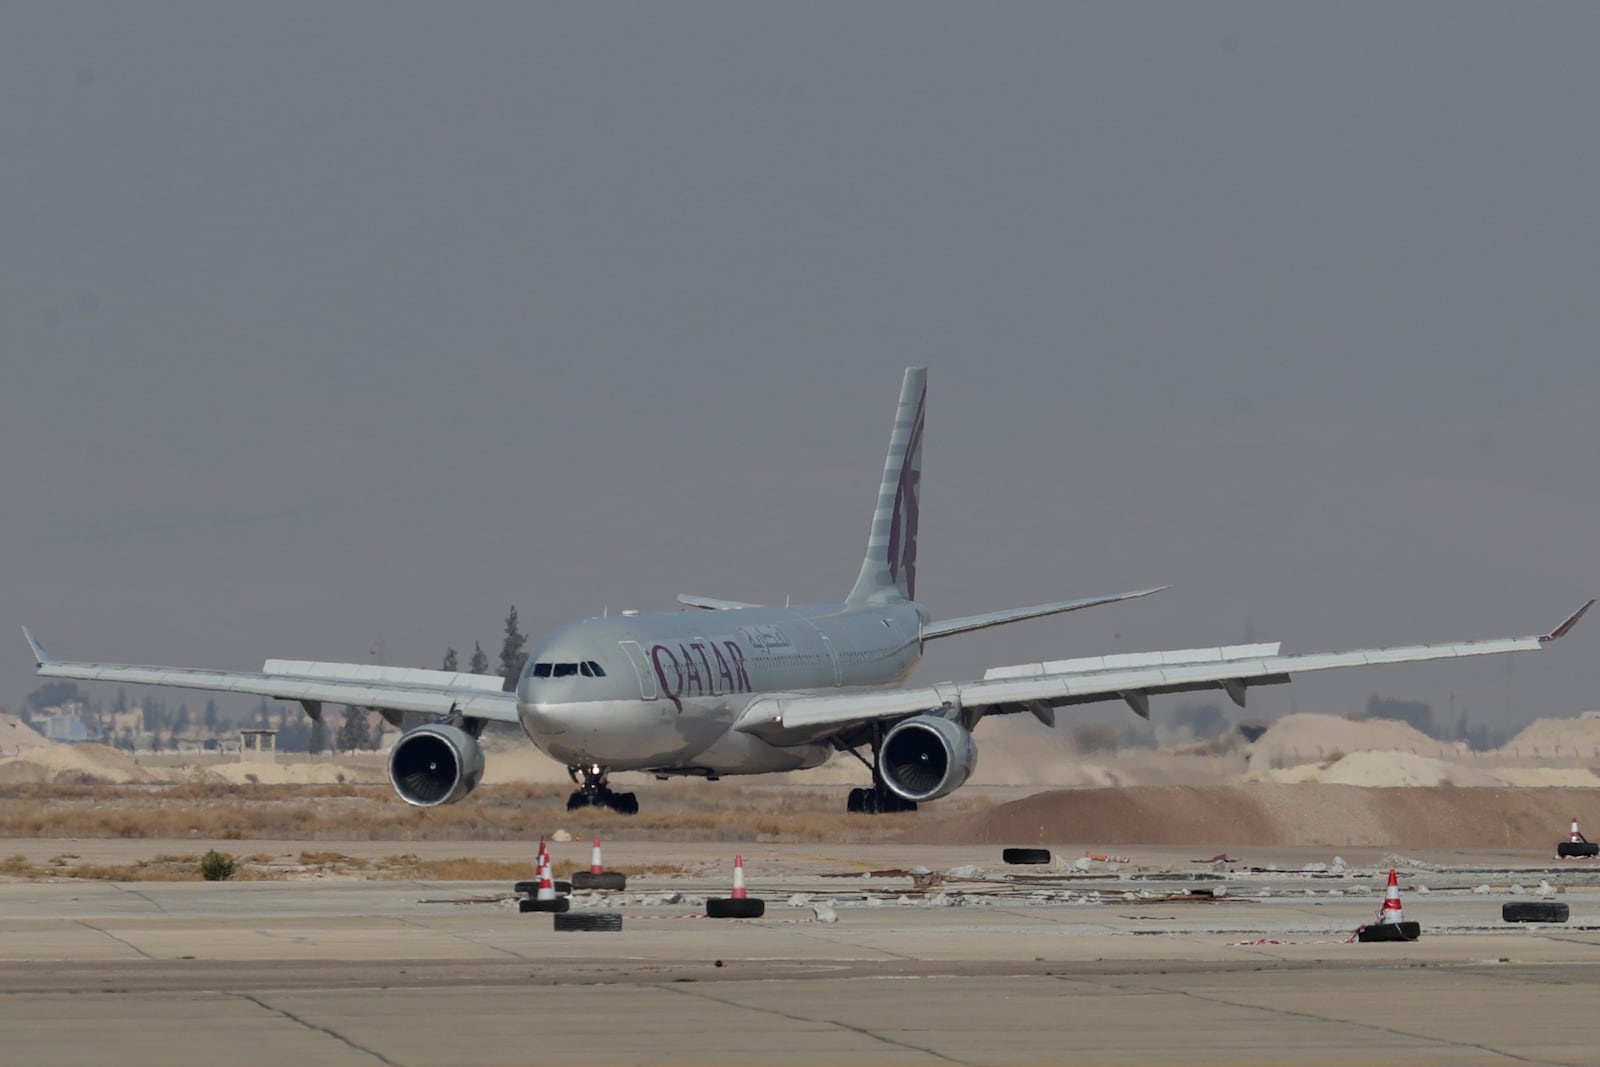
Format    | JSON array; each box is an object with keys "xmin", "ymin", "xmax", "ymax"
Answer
[
  {"xmin": 553, "ymin": 662, "xmax": 578, "ymax": 678},
  {"xmin": 581, "ymin": 660, "xmax": 606, "ymax": 677},
  {"xmin": 532, "ymin": 663, "xmax": 553, "ymax": 678}
]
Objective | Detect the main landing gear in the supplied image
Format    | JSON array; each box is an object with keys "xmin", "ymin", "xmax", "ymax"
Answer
[
  {"xmin": 840, "ymin": 738, "xmax": 917, "ymax": 815},
  {"xmin": 566, "ymin": 764, "xmax": 639, "ymax": 814}
]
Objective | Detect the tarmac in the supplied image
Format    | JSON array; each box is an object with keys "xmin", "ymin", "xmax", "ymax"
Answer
[{"xmin": 6, "ymin": 840, "xmax": 1600, "ymax": 1066}]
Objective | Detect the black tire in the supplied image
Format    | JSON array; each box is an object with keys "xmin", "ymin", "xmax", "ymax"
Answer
[
  {"xmin": 1002, "ymin": 848, "xmax": 1052, "ymax": 865},
  {"xmin": 518, "ymin": 896, "xmax": 570, "ymax": 914},
  {"xmin": 513, "ymin": 880, "xmax": 539, "ymax": 895},
  {"xmin": 705, "ymin": 897, "xmax": 765, "ymax": 919},
  {"xmin": 553, "ymin": 911, "xmax": 624, "ymax": 932},
  {"xmin": 846, "ymin": 787, "xmax": 866, "ymax": 814},
  {"xmin": 566, "ymin": 790, "xmax": 592, "ymax": 811},
  {"xmin": 1356, "ymin": 921, "xmax": 1421, "ymax": 942},
  {"xmin": 1557, "ymin": 841, "xmax": 1599, "ymax": 858},
  {"xmin": 611, "ymin": 792, "xmax": 640, "ymax": 815},
  {"xmin": 1503, "ymin": 901, "xmax": 1569, "ymax": 923},
  {"xmin": 572, "ymin": 870, "xmax": 627, "ymax": 891}
]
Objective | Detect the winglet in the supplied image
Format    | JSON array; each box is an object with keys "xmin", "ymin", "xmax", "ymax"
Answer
[
  {"xmin": 21, "ymin": 626, "xmax": 51, "ymax": 666},
  {"xmin": 1540, "ymin": 599, "xmax": 1594, "ymax": 643}
]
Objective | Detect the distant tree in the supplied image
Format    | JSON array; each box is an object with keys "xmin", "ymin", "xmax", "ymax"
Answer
[
  {"xmin": 441, "ymin": 647, "xmax": 459, "ymax": 673},
  {"xmin": 27, "ymin": 681, "xmax": 88, "ymax": 713},
  {"xmin": 308, "ymin": 718, "xmax": 329, "ymax": 755},
  {"xmin": 335, "ymin": 706, "xmax": 371, "ymax": 752},
  {"xmin": 174, "ymin": 703, "xmax": 191, "ymax": 737},
  {"xmin": 369, "ymin": 720, "xmax": 386, "ymax": 751},
  {"xmin": 1366, "ymin": 694, "xmax": 1436, "ymax": 738},
  {"xmin": 469, "ymin": 641, "xmax": 489, "ymax": 675},
  {"xmin": 113, "ymin": 689, "xmax": 128, "ymax": 716},
  {"xmin": 499, "ymin": 606, "xmax": 529, "ymax": 691},
  {"xmin": 203, "ymin": 699, "xmax": 219, "ymax": 734}
]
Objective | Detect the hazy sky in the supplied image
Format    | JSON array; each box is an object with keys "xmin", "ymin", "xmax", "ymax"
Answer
[{"xmin": 4, "ymin": 4, "xmax": 1596, "ymax": 738}]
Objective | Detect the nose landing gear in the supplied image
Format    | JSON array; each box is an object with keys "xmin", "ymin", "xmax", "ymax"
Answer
[{"xmin": 566, "ymin": 764, "xmax": 639, "ymax": 815}]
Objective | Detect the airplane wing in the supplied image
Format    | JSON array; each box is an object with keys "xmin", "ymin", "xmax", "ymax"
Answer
[
  {"xmin": 20, "ymin": 627, "xmax": 520, "ymax": 724},
  {"xmin": 734, "ymin": 600, "xmax": 1594, "ymax": 745},
  {"xmin": 921, "ymin": 586, "xmax": 1167, "ymax": 640},
  {"xmin": 676, "ymin": 595, "xmax": 762, "ymax": 611}
]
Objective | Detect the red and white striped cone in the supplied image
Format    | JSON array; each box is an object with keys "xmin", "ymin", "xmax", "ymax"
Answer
[
  {"xmin": 590, "ymin": 836, "xmax": 605, "ymax": 875},
  {"xmin": 1570, "ymin": 818, "xmax": 1585, "ymax": 844},
  {"xmin": 536, "ymin": 855, "xmax": 557, "ymax": 903},
  {"xmin": 704, "ymin": 854, "xmax": 763, "ymax": 918},
  {"xmin": 731, "ymin": 854, "xmax": 747, "ymax": 900},
  {"xmin": 1377, "ymin": 868, "xmax": 1404, "ymax": 925}
]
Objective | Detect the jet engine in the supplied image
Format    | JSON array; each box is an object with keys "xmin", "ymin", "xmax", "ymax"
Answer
[
  {"xmin": 878, "ymin": 714, "xmax": 978, "ymax": 802},
  {"xmin": 387, "ymin": 722, "xmax": 485, "ymax": 807}
]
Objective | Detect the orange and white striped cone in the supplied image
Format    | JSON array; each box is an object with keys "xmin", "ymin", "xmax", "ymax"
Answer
[
  {"xmin": 590, "ymin": 836, "xmax": 605, "ymax": 875},
  {"xmin": 535, "ymin": 855, "xmax": 557, "ymax": 903},
  {"xmin": 1377, "ymin": 868, "xmax": 1404, "ymax": 925},
  {"xmin": 1570, "ymin": 818, "xmax": 1585, "ymax": 844},
  {"xmin": 731, "ymin": 854, "xmax": 747, "ymax": 900}
]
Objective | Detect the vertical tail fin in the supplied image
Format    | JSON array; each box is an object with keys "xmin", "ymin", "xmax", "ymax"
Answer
[{"xmin": 847, "ymin": 367, "xmax": 926, "ymax": 604}]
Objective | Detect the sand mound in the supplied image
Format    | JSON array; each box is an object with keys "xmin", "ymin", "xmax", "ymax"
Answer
[
  {"xmin": 1253, "ymin": 712, "xmax": 1454, "ymax": 762},
  {"xmin": 1253, "ymin": 750, "xmax": 1505, "ymax": 788},
  {"xmin": 0, "ymin": 714, "xmax": 52, "ymax": 755},
  {"xmin": 908, "ymin": 784, "xmax": 1600, "ymax": 848},
  {"xmin": 1498, "ymin": 712, "xmax": 1600, "ymax": 757},
  {"xmin": 0, "ymin": 743, "xmax": 165, "ymax": 785}
]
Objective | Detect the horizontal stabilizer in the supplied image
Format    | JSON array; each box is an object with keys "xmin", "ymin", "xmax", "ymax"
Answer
[{"xmin": 922, "ymin": 587, "xmax": 1165, "ymax": 641}]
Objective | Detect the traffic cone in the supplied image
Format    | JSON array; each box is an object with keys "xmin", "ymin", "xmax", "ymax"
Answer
[
  {"xmin": 1377, "ymin": 868, "xmax": 1403, "ymax": 924},
  {"xmin": 706, "ymin": 854, "xmax": 763, "ymax": 918},
  {"xmin": 1558, "ymin": 817, "xmax": 1598, "ymax": 858},
  {"xmin": 1355, "ymin": 868, "xmax": 1418, "ymax": 941},
  {"xmin": 520, "ymin": 851, "xmax": 569, "ymax": 913},
  {"xmin": 572, "ymin": 835, "xmax": 627, "ymax": 890}
]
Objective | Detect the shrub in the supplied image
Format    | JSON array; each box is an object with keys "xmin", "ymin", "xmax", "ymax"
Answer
[{"xmin": 200, "ymin": 849, "xmax": 236, "ymax": 881}]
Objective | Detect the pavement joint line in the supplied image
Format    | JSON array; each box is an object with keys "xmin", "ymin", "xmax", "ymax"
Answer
[
  {"xmin": 75, "ymin": 919, "xmax": 154, "ymax": 960},
  {"xmin": 660, "ymin": 977, "xmax": 976, "ymax": 1066},
  {"xmin": 391, "ymin": 916, "xmax": 528, "ymax": 960},
  {"xmin": 1158, "ymin": 984, "xmax": 1547, "ymax": 1065},
  {"xmin": 108, "ymin": 882, "xmax": 172, "ymax": 915},
  {"xmin": 235, "ymin": 992, "xmax": 400, "ymax": 1066}
]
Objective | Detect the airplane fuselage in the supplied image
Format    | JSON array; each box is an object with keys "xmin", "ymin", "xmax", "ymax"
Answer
[{"xmin": 516, "ymin": 599, "xmax": 928, "ymax": 775}]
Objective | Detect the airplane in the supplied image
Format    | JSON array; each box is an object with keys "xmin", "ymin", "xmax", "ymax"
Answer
[{"xmin": 22, "ymin": 368, "xmax": 1593, "ymax": 815}]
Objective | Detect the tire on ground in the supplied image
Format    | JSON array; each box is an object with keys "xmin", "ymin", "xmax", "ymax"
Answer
[
  {"xmin": 553, "ymin": 912, "xmax": 624, "ymax": 932},
  {"xmin": 518, "ymin": 897, "xmax": 570, "ymax": 914},
  {"xmin": 1001, "ymin": 848, "xmax": 1052, "ymax": 865},
  {"xmin": 1502, "ymin": 901, "xmax": 1569, "ymax": 923},
  {"xmin": 705, "ymin": 897, "xmax": 765, "ymax": 919},
  {"xmin": 513, "ymin": 880, "xmax": 539, "ymax": 895},
  {"xmin": 572, "ymin": 871, "xmax": 627, "ymax": 891},
  {"xmin": 1557, "ymin": 842, "xmax": 1600, "ymax": 859},
  {"xmin": 1355, "ymin": 921, "xmax": 1421, "ymax": 942}
]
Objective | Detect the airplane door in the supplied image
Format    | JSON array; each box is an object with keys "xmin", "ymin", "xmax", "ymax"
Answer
[
  {"xmin": 818, "ymin": 632, "xmax": 842, "ymax": 686},
  {"xmin": 618, "ymin": 641, "xmax": 659, "ymax": 700}
]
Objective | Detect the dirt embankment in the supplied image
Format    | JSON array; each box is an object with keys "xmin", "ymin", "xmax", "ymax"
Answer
[{"xmin": 907, "ymin": 784, "xmax": 1600, "ymax": 849}]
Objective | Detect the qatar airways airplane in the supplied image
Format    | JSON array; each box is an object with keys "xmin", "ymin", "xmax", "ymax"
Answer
[{"xmin": 23, "ymin": 369, "xmax": 1591, "ymax": 814}]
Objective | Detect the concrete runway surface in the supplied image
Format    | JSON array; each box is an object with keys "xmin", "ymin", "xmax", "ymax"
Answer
[{"xmin": 5, "ymin": 840, "xmax": 1600, "ymax": 1066}]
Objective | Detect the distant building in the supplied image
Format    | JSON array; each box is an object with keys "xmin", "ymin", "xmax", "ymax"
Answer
[{"xmin": 42, "ymin": 704, "xmax": 91, "ymax": 744}]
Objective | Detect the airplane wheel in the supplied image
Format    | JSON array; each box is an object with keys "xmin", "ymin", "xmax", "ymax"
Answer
[
  {"xmin": 554, "ymin": 912, "xmax": 623, "ymax": 932},
  {"xmin": 610, "ymin": 792, "xmax": 640, "ymax": 815},
  {"xmin": 566, "ymin": 791, "xmax": 592, "ymax": 811},
  {"xmin": 705, "ymin": 897, "xmax": 765, "ymax": 919},
  {"xmin": 847, "ymin": 788, "xmax": 867, "ymax": 813},
  {"xmin": 572, "ymin": 871, "xmax": 627, "ymax": 891},
  {"xmin": 1503, "ymin": 901, "xmax": 1569, "ymax": 923}
]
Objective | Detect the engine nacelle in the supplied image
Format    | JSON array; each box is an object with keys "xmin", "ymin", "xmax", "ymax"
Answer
[
  {"xmin": 879, "ymin": 714, "xmax": 978, "ymax": 802},
  {"xmin": 387, "ymin": 723, "xmax": 485, "ymax": 807}
]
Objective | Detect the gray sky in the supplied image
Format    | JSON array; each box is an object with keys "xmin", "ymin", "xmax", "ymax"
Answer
[{"xmin": 4, "ymin": 3, "xmax": 1596, "ymax": 735}]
